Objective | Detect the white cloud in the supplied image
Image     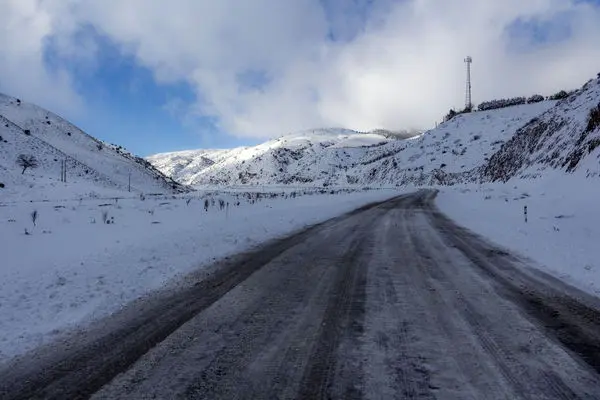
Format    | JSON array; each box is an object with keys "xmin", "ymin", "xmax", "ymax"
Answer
[
  {"xmin": 2, "ymin": 0, "xmax": 600, "ymax": 138},
  {"xmin": 0, "ymin": 0, "xmax": 82, "ymax": 116}
]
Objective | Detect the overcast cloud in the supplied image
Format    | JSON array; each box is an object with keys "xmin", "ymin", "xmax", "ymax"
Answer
[{"xmin": 2, "ymin": 0, "xmax": 600, "ymax": 138}]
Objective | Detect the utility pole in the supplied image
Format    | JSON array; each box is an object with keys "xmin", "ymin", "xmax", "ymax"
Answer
[
  {"xmin": 60, "ymin": 160, "xmax": 67, "ymax": 183},
  {"xmin": 464, "ymin": 56, "xmax": 473, "ymax": 110}
]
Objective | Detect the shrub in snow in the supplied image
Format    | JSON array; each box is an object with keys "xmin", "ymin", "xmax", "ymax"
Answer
[
  {"xmin": 585, "ymin": 103, "xmax": 600, "ymax": 134},
  {"xmin": 588, "ymin": 139, "xmax": 600, "ymax": 154},
  {"xmin": 444, "ymin": 106, "xmax": 472, "ymax": 122},
  {"xmin": 478, "ymin": 96, "xmax": 526, "ymax": 111},
  {"xmin": 527, "ymin": 94, "xmax": 545, "ymax": 104},
  {"xmin": 444, "ymin": 109, "xmax": 457, "ymax": 121},
  {"xmin": 16, "ymin": 154, "xmax": 38, "ymax": 174},
  {"xmin": 23, "ymin": 129, "xmax": 31, "ymax": 135},
  {"xmin": 0, "ymin": 183, "xmax": 4, "ymax": 188},
  {"xmin": 549, "ymin": 90, "xmax": 569, "ymax": 100}
]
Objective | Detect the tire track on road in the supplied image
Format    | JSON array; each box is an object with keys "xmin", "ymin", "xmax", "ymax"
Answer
[
  {"xmin": 428, "ymin": 205, "xmax": 600, "ymax": 377},
  {"xmin": 3, "ymin": 190, "xmax": 600, "ymax": 399},
  {"xmin": 0, "ymin": 198, "xmax": 392, "ymax": 400},
  {"xmin": 296, "ymin": 225, "xmax": 370, "ymax": 399}
]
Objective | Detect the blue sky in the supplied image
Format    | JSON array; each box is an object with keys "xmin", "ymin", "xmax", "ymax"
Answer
[
  {"xmin": 41, "ymin": 0, "xmax": 382, "ymax": 156},
  {"xmin": 61, "ymin": 0, "xmax": 383, "ymax": 156},
  {"xmin": 45, "ymin": 27, "xmax": 263, "ymax": 156},
  {"xmin": 3, "ymin": 0, "xmax": 600, "ymax": 157}
]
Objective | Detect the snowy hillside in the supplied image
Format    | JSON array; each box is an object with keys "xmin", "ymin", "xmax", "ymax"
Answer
[
  {"xmin": 0, "ymin": 93, "xmax": 186, "ymax": 200},
  {"xmin": 482, "ymin": 75, "xmax": 600, "ymax": 181},
  {"xmin": 149, "ymin": 103, "xmax": 556, "ymax": 187},
  {"xmin": 150, "ymin": 75, "xmax": 600, "ymax": 189},
  {"xmin": 148, "ymin": 128, "xmax": 394, "ymax": 186},
  {"xmin": 344, "ymin": 101, "xmax": 557, "ymax": 186}
]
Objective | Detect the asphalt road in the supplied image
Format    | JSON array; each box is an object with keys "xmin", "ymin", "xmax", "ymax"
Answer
[{"xmin": 2, "ymin": 190, "xmax": 600, "ymax": 399}]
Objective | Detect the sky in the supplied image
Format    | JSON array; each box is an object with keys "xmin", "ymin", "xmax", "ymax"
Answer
[{"xmin": 2, "ymin": 0, "xmax": 600, "ymax": 156}]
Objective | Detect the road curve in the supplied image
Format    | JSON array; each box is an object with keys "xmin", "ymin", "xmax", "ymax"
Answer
[{"xmin": 1, "ymin": 190, "xmax": 600, "ymax": 399}]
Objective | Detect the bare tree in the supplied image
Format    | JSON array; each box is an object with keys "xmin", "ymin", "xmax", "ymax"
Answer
[{"xmin": 16, "ymin": 154, "xmax": 38, "ymax": 174}]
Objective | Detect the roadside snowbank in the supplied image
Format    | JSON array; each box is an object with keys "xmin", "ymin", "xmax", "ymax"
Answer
[
  {"xmin": 0, "ymin": 189, "xmax": 401, "ymax": 362},
  {"xmin": 437, "ymin": 175, "xmax": 600, "ymax": 296}
]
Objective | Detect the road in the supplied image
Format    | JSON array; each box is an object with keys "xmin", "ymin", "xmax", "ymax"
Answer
[{"xmin": 1, "ymin": 190, "xmax": 600, "ymax": 399}]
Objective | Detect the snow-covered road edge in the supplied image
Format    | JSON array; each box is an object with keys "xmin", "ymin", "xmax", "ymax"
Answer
[
  {"xmin": 0, "ymin": 189, "xmax": 404, "ymax": 362},
  {"xmin": 436, "ymin": 177, "xmax": 600, "ymax": 298}
]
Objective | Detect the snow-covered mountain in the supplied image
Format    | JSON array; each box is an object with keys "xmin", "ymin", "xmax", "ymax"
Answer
[
  {"xmin": 148, "ymin": 104, "xmax": 557, "ymax": 187},
  {"xmin": 148, "ymin": 128, "xmax": 396, "ymax": 186},
  {"xmin": 482, "ymin": 75, "xmax": 600, "ymax": 181},
  {"xmin": 149, "ymin": 74, "xmax": 600, "ymax": 188},
  {"xmin": 342, "ymin": 101, "xmax": 557, "ymax": 186},
  {"xmin": 0, "ymin": 93, "xmax": 186, "ymax": 200}
]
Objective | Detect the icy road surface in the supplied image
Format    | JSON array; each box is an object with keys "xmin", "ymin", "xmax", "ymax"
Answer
[{"xmin": 1, "ymin": 190, "xmax": 600, "ymax": 399}]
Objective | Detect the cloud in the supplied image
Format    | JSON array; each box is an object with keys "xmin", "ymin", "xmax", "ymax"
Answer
[
  {"xmin": 316, "ymin": 0, "xmax": 600, "ymax": 131},
  {"xmin": 3, "ymin": 0, "xmax": 600, "ymax": 138},
  {"xmin": 0, "ymin": 0, "xmax": 82, "ymax": 116}
]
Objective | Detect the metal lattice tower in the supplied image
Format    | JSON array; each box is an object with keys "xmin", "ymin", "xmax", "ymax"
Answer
[{"xmin": 464, "ymin": 56, "xmax": 473, "ymax": 110}]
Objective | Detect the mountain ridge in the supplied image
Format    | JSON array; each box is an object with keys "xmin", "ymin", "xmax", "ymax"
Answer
[
  {"xmin": 148, "ymin": 74, "xmax": 600, "ymax": 188},
  {"xmin": 0, "ymin": 93, "xmax": 187, "ymax": 200}
]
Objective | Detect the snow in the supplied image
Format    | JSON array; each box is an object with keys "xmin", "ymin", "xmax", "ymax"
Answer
[
  {"xmin": 2, "ymin": 70, "xmax": 600, "ymax": 374},
  {"xmin": 329, "ymin": 133, "xmax": 388, "ymax": 148},
  {"xmin": 0, "ymin": 92, "xmax": 183, "ymax": 199},
  {"xmin": 436, "ymin": 174, "xmax": 600, "ymax": 296},
  {"xmin": 147, "ymin": 128, "xmax": 394, "ymax": 186},
  {"xmin": 0, "ymin": 188, "xmax": 403, "ymax": 363},
  {"xmin": 147, "ymin": 101, "xmax": 556, "ymax": 187},
  {"xmin": 482, "ymin": 77, "xmax": 600, "ymax": 182},
  {"xmin": 432, "ymin": 78, "xmax": 600, "ymax": 292},
  {"xmin": 356, "ymin": 101, "xmax": 558, "ymax": 185}
]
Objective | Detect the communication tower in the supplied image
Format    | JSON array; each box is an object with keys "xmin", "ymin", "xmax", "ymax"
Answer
[{"xmin": 464, "ymin": 56, "xmax": 473, "ymax": 110}]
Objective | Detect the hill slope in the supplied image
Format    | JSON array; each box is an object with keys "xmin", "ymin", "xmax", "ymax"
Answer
[
  {"xmin": 340, "ymin": 101, "xmax": 557, "ymax": 186},
  {"xmin": 149, "ymin": 103, "xmax": 557, "ymax": 187},
  {"xmin": 0, "ymin": 93, "xmax": 186, "ymax": 200},
  {"xmin": 148, "ymin": 128, "xmax": 394, "ymax": 186},
  {"xmin": 150, "ymin": 74, "xmax": 600, "ymax": 188},
  {"xmin": 482, "ymin": 76, "xmax": 600, "ymax": 181}
]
